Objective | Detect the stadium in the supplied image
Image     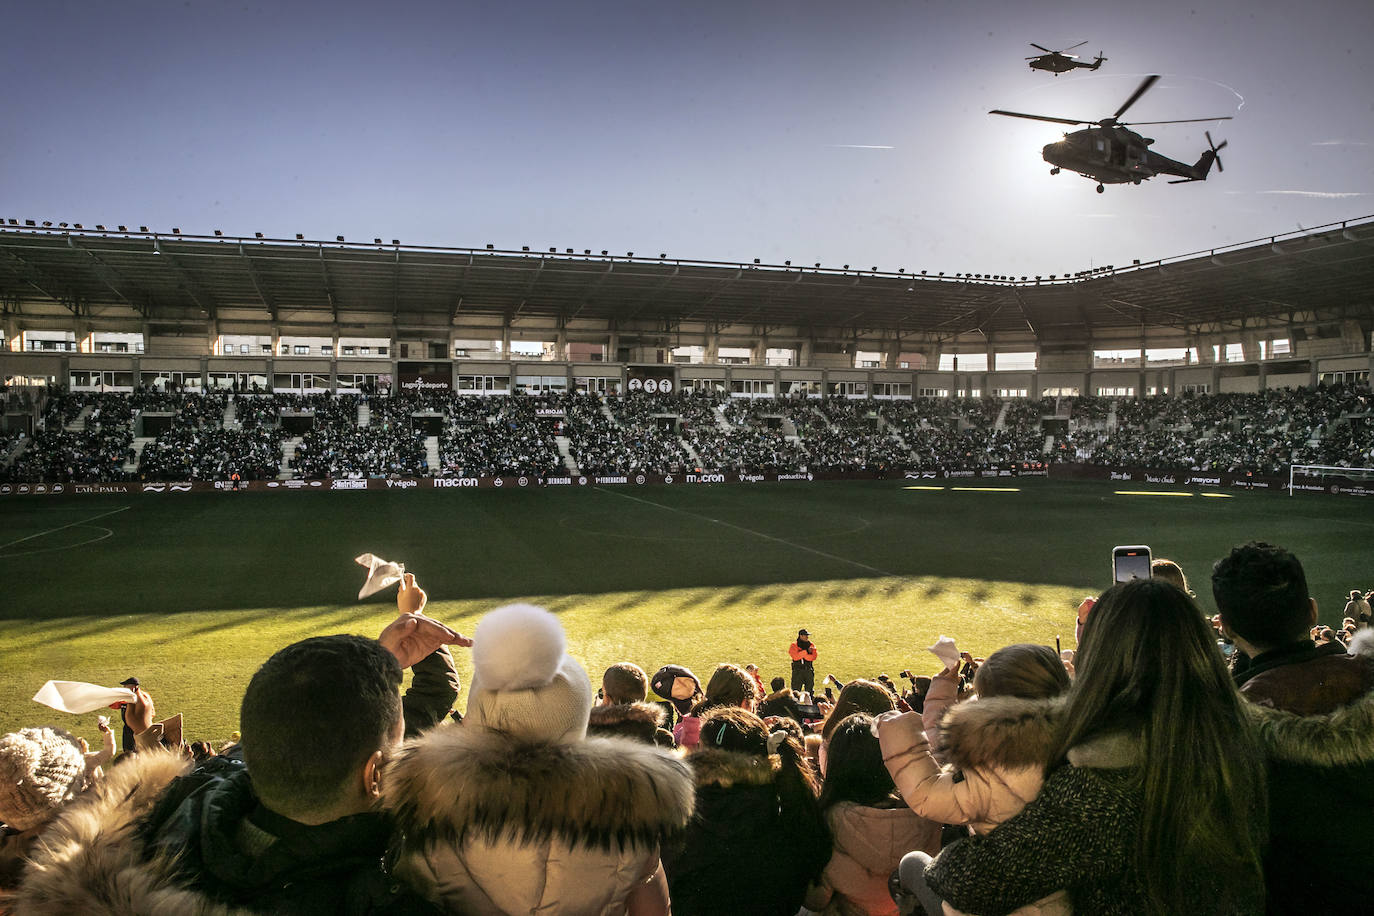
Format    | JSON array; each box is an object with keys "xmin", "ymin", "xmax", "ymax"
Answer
[
  {"xmin": 1, "ymin": 214, "xmax": 1371, "ymax": 737},
  {"xmin": 3, "ymin": 3, "xmax": 1374, "ymax": 910}
]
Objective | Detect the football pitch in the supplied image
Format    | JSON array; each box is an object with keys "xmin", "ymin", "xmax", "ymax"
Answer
[{"xmin": 2, "ymin": 479, "xmax": 1369, "ymax": 744}]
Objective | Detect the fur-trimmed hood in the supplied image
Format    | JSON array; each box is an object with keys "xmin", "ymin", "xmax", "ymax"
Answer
[
  {"xmin": 13, "ymin": 752, "xmax": 251, "ymax": 916},
  {"xmin": 938, "ymin": 696, "xmax": 1061, "ymax": 772},
  {"xmin": 587, "ymin": 701, "xmax": 668, "ymax": 745},
  {"xmin": 385, "ymin": 725, "xmax": 694, "ymax": 853},
  {"xmin": 684, "ymin": 747, "xmax": 780, "ymax": 790},
  {"xmin": 1247, "ymin": 687, "xmax": 1374, "ymax": 767}
]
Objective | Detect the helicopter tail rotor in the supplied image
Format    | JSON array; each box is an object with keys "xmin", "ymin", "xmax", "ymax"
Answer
[{"xmin": 1206, "ymin": 130, "xmax": 1227, "ymax": 173}]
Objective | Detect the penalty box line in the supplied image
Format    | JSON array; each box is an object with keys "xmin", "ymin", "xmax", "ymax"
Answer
[
  {"xmin": 0, "ymin": 505, "xmax": 131, "ymax": 551},
  {"xmin": 595, "ymin": 487, "xmax": 893, "ymax": 577}
]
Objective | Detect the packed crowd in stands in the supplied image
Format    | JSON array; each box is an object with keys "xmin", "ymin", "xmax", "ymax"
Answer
[
  {"xmin": 1, "ymin": 382, "xmax": 1369, "ymax": 482},
  {"xmin": 4, "ymin": 543, "xmax": 1371, "ymax": 915}
]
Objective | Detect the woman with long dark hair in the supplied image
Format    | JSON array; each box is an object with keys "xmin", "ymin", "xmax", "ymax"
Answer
[
  {"xmin": 662, "ymin": 706, "xmax": 830, "ymax": 916},
  {"xmin": 919, "ymin": 579, "xmax": 1267, "ymax": 915}
]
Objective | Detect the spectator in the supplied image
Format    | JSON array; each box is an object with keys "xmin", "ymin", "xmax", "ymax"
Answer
[
  {"xmin": 914, "ymin": 579, "xmax": 1267, "ymax": 915},
  {"xmin": 18, "ymin": 587, "xmax": 466, "ymax": 915},
  {"xmin": 759, "ymin": 675, "xmax": 805, "ymax": 723},
  {"xmin": 649, "ymin": 664, "xmax": 702, "ymax": 734},
  {"xmin": 1213, "ymin": 542, "xmax": 1374, "ymax": 915},
  {"xmin": 0, "ymin": 728, "xmax": 88, "ymax": 894},
  {"xmin": 1150, "ymin": 557, "xmax": 1193, "ymax": 596},
  {"xmin": 589, "ymin": 662, "xmax": 674, "ymax": 746},
  {"xmin": 386, "ymin": 603, "xmax": 693, "ymax": 914},
  {"xmin": 674, "ymin": 663, "xmax": 758, "ymax": 750},
  {"xmin": 662, "ymin": 706, "xmax": 831, "ymax": 916},
  {"xmin": 1344, "ymin": 588, "xmax": 1371, "ymax": 628},
  {"xmin": 882, "ymin": 644, "xmax": 1072, "ymax": 916},
  {"xmin": 802, "ymin": 713, "xmax": 941, "ymax": 916}
]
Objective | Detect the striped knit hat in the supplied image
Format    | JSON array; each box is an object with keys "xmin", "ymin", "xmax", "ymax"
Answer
[{"xmin": 0, "ymin": 727, "xmax": 87, "ymax": 831}]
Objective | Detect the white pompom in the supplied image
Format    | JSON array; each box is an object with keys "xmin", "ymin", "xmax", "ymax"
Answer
[
  {"xmin": 471, "ymin": 603, "xmax": 567, "ymax": 691},
  {"xmin": 1349, "ymin": 628, "xmax": 1374, "ymax": 661}
]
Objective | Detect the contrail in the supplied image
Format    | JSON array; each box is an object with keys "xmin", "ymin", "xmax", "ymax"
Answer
[{"xmin": 830, "ymin": 144, "xmax": 895, "ymax": 149}]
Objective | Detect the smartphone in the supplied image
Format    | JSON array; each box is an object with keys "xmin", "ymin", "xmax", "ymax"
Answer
[
  {"xmin": 1112, "ymin": 545, "xmax": 1152, "ymax": 582},
  {"xmin": 795, "ymin": 703, "xmax": 822, "ymax": 720},
  {"xmin": 1055, "ymin": 636, "xmax": 1061, "ymax": 655}
]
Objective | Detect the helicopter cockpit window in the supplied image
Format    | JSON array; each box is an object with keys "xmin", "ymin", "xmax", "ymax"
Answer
[{"xmin": 1095, "ymin": 138, "xmax": 1107, "ymax": 153}]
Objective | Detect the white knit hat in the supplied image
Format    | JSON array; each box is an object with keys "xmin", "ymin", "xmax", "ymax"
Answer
[
  {"xmin": 0, "ymin": 727, "xmax": 86, "ymax": 831},
  {"xmin": 465, "ymin": 603, "xmax": 592, "ymax": 744}
]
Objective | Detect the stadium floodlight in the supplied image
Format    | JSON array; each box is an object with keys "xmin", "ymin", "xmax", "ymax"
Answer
[
  {"xmin": 871, "ymin": 266, "xmax": 877, "ymax": 271},
  {"xmin": 375, "ymin": 238, "xmax": 383, "ymax": 244},
  {"xmin": 567, "ymin": 248, "xmax": 574, "ymax": 253},
  {"xmin": 549, "ymin": 247, "xmax": 556, "ymax": 252},
  {"xmin": 754, "ymin": 258, "xmax": 760, "ymax": 264},
  {"xmin": 94, "ymin": 224, "xmax": 104, "ymax": 230},
  {"xmin": 172, "ymin": 227, "xmax": 180, "ymax": 234},
  {"xmin": 393, "ymin": 240, "xmax": 400, "ymax": 246},
  {"xmin": 259, "ymin": 232, "xmax": 267, "ymax": 239},
  {"xmin": 296, "ymin": 233, "xmax": 304, "ymax": 240},
  {"xmin": 214, "ymin": 230, "xmax": 223, "ymax": 236},
  {"xmin": 627, "ymin": 251, "xmax": 633, "ymax": 257},
  {"xmin": 59, "ymin": 222, "xmax": 68, "ymax": 228},
  {"xmin": 521, "ymin": 245, "xmax": 529, "ymax": 251},
  {"xmin": 659, "ymin": 252, "xmax": 666, "ymax": 258},
  {"xmin": 42, "ymin": 221, "xmax": 52, "ymax": 227},
  {"xmin": 601, "ymin": 250, "xmax": 608, "ymax": 255},
  {"xmin": 784, "ymin": 260, "xmax": 791, "ymax": 266},
  {"xmin": 118, "ymin": 225, "xmax": 127, "ymax": 231},
  {"xmin": 898, "ymin": 268, "xmax": 904, "ymax": 273},
  {"xmin": 336, "ymin": 235, "xmax": 344, "ymax": 242},
  {"xmin": 140, "ymin": 226, "xmax": 148, "ymax": 232},
  {"xmin": 486, "ymin": 244, "xmax": 494, "ymax": 249},
  {"xmin": 584, "ymin": 249, "xmax": 591, "ymax": 254},
  {"xmin": 73, "ymin": 223, "xmax": 82, "ymax": 229},
  {"xmin": 843, "ymin": 264, "xmax": 849, "ymax": 270},
  {"xmin": 8, "ymin": 219, "xmax": 17, "ymax": 225}
]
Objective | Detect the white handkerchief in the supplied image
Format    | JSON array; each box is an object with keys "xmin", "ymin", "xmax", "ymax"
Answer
[
  {"xmin": 33, "ymin": 680, "xmax": 136, "ymax": 715},
  {"xmin": 929, "ymin": 636, "xmax": 960, "ymax": 671},
  {"xmin": 356, "ymin": 553, "xmax": 405, "ymax": 599}
]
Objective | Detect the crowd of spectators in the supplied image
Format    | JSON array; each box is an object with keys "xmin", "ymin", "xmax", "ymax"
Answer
[
  {"xmin": 2, "ymin": 382, "xmax": 1369, "ymax": 481},
  {"xmin": 5, "ymin": 545, "xmax": 1371, "ymax": 915}
]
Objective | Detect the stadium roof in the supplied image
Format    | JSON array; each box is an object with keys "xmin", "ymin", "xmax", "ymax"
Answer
[{"xmin": 2, "ymin": 215, "xmax": 1372, "ymax": 341}]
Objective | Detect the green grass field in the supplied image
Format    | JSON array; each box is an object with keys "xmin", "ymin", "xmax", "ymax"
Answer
[{"xmin": 2, "ymin": 479, "xmax": 1370, "ymax": 746}]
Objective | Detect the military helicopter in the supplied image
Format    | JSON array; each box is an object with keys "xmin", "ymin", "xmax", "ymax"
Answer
[
  {"xmin": 990, "ymin": 74, "xmax": 1231, "ymax": 192},
  {"xmin": 1026, "ymin": 41, "xmax": 1107, "ymax": 75}
]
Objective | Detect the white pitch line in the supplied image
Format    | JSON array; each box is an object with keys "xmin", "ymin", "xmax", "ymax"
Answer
[
  {"xmin": 596, "ymin": 488, "xmax": 893, "ymax": 576},
  {"xmin": 0, "ymin": 505, "xmax": 130, "ymax": 551}
]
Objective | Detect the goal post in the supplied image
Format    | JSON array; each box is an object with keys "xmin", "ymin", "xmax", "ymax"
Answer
[{"xmin": 1288, "ymin": 464, "xmax": 1374, "ymax": 495}]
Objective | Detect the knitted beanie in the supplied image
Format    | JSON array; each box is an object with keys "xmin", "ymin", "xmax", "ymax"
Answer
[
  {"xmin": 0, "ymin": 727, "xmax": 86, "ymax": 831},
  {"xmin": 465, "ymin": 604, "xmax": 592, "ymax": 745}
]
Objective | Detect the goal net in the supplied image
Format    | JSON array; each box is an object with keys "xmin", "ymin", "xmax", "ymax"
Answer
[{"xmin": 1288, "ymin": 464, "xmax": 1374, "ymax": 495}]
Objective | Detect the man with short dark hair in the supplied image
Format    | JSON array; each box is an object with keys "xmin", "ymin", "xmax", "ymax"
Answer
[
  {"xmin": 18, "ymin": 577, "xmax": 466, "ymax": 915},
  {"xmin": 589, "ymin": 662, "xmax": 672, "ymax": 745},
  {"xmin": 1212, "ymin": 541, "xmax": 1374, "ymax": 916},
  {"xmin": 1213, "ymin": 541, "xmax": 1372, "ymax": 713}
]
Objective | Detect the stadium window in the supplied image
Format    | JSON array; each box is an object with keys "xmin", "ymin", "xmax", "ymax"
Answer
[
  {"xmin": 377, "ymin": 347, "xmax": 388, "ymax": 356},
  {"xmin": 240, "ymin": 344, "xmax": 250, "ymax": 354},
  {"xmin": 994, "ymin": 352, "xmax": 1037, "ymax": 371},
  {"xmin": 1144, "ymin": 347, "xmax": 1189, "ymax": 364},
  {"xmin": 321, "ymin": 345, "xmax": 333, "ymax": 356},
  {"xmin": 1183, "ymin": 383, "xmax": 1211, "ymax": 394},
  {"xmin": 993, "ymin": 388, "xmax": 1028, "ymax": 398},
  {"xmin": 854, "ymin": 350, "xmax": 882, "ymax": 369},
  {"xmin": 672, "ymin": 345, "xmax": 705, "ymax": 364},
  {"xmin": 342, "ymin": 346, "xmax": 355, "ymax": 356},
  {"xmin": 765, "ymin": 347, "xmax": 795, "ymax": 367},
  {"xmin": 719, "ymin": 346, "xmax": 752, "ymax": 365},
  {"xmin": 1041, "ymin": 387, "xmax": 1080, "ymax": 397},
  {"xmin": 919, "ymin": 387, "xmax": 949, "ymax": 398},
  {"xmin": 1093, "ymin": 348, "xmax": 1142, "ymax": 366},
  {"xmin": 1096, "ymin": 386, "xmax": 1135, "ymax": 397},
  {"xmin": 293, "ymin": 345, "xmax": 308, "ymax": 355},
  {"xmin": 1224, "ymin": 343, "xmax": 1245, "ymax": 362},
  {"xmin": 1268, "ymin": 338, "xmax": 1291, "ymax": 358},
  {"xmin": 938, "ymin": 353, "xmax": 988, "ymax": 372}
]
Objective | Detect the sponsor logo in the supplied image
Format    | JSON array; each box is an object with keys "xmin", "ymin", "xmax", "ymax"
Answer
[
  {"xmin": 634, "ymin": 474, "xmax": 646, "ymax": 485},
  {"xmin": 1188, "ymin": 475, "xmax": 1221, "ymax": 486},
  {"xmin": 17, "ymin": 484, "xmax": 29, "ymax": 494},
  {"xmin": 432, "ymin": 477, "xmax": 479, "ymax": 488},
  {"xmin": 213, "ymin": 481, "xmax": 235, "ymax": 490},
  {"xmin": 310, "ymin": 480, "xmax": 322, "ymax": 487},
  {"xmin": 34, "ymin": 484, "xmax": 48, "ymax": 493},
  {"xmin": 0, "ymin": 485, "xmax": 11, "ymax": 495},
  {"xmin": 331, "ymin": 479, "xmax": 369, "ymax": 490},
  {"xmin": 400, "ymin": 378, "xmax": 449, "ymax": 391},
  {"xmin": 922, "ymin": 471, "xmax": 938, "ymax": 479},
  {"xmin": 545, "ymin": 476, "xmax": 572, "ymax": 485},
  {"xmin": 267, "ymin": 481, "xmax": 280, "ymax": 488},
  {"xmin": 595, "ymin": 476, "xmax": 627, "ymax": 484},
  {"xmin": 494, "ymin": 478, "xmax": 504, "ymax": 487},
  {"xmin": 577, "ymin": 476, "xmax": 588, "ymax": 485},
  {"xmin": 518, "ymin": 477, "xmax": 529, "ymax": 487},
  {"xmin": 1109, "ymin": 471, "xmax": 1134, "ymax": 481},
  {"xmin": 75, "ymin": 484, "xmax": 130, "ymax": 495},
  {"xmin": 1144, "ymin": 474, "xmax": 1177, "ymax": 484},
  {"xmin": 663, "ymin": 475, "xmax": 673, "ymax": 484},
  {"xmin": 51, "ymin": 484, "xmax": 64, "ymax": 493},
  {"xmin": 979, "ymin": 470, "xmax": 1000, "ymax": 478},
  {"xmin": 284, "ymin": 479, "xmax": 307, "ymax": 489},
  {"xmin": 170, "ymin": 483, "xmax": 192, "ymax": 492},
  {"xmin": 737, "ymin": 474, "xmax": 765, "ymax": 483},
  {"xmin": 534, "ymin": 408, "xmax": 566, "ymax": 418},
  {"xmin": 943, "ymin": 470, "xmax": 975, "ymax": 478},
  {"xmin": 142, "ymin": 483, "xmax": 165, "ymax": 492},
  {"xmin": 1020, "ymin": 469, "xmax": 1048, "ymax": 477},
  {"xmin": 687, "ymin": 473, "xmax": 726, "ymax": 483},
  {"xmin": 777, "ymin": 473, "xmax": 810, "ymax": 482},
  {"xmin": 998, "ymin": 470, "xmax": 1013, "ymax": 477},
  {"xmin": 903, "ymin": 470, "xmax": 921, "ymax": 479},
  {"xmin": 385, "ymin": 479, "xmax": 418, "ymax": 489}
]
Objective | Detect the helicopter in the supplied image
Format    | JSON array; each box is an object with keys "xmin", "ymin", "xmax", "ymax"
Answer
[
  {"xmin": 990, "ymin": 74, "xmax": 1231, "ymax": 192},
  {"xmin": 1026, "ymin": 41, "xmax": 1107, "ymax": 75}
]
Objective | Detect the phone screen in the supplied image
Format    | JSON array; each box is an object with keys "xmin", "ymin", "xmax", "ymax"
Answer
[{"xmin": 1113, "ymin": 545, "xmax": 1152, "ymax": 582}]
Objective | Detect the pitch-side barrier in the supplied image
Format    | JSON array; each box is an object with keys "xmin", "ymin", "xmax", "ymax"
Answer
[{"xmin": 1, "ymin": 463, "xmax": 1370, "ymax": 497}]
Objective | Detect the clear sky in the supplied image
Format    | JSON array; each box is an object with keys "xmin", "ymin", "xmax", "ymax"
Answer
[{"xmin": 3, "ymin": 0, "xmax": 1371, "ymax": 278}]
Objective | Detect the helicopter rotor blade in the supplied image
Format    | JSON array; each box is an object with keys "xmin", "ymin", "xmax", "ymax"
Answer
[
  {"xmin": 1063, "ymin": 40, "xmax": 1089, "ymax": 51},
  {"xmin": 1029, "ymin": 43, "xmax": 1054, "ymax": 53},
  {"xmin": 988, "ymin": 109, "xmax": 1088, "ymax": 126},
  {"xmin": 1125, "ymin": 116, "xmax": 1234, "ymax": 125},
  {"xmin": 1207, "ymin": 131, "xmax": 1227, "ymax": 172},
  {"xmin": 1113, "ymin": 74, "xmax": 1160, "ymax": 122}
]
